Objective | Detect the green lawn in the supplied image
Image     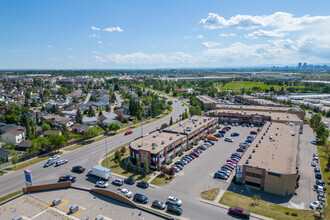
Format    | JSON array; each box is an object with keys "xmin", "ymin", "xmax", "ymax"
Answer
[
  {"xmin": 219, "ymin": 191, "xmax": 315, "ymax": 219},
  {"xmin": 0, "ymin": 190, "xmax": 22, "ymax": 203},
  {"xmin": 102, "ymin": 148, "xmax": 152, "ymax": 182},
  {"xmin": 218, "ymin": 81, "xmax": 282, "ymax": 91},
  {"xmin": 7, "ymin": 152, "xmax": 63, "ymax": 171},
  {"xmin": 317, "ymin": 142, "xmax": 330, "ymax": 218},
  {"xmin": 93, "ymin": 126, "xmax": 105, "ymax": 134},
  {"xmin": 201, "ymin": 188, "xmax": 219, "ymax": 201},
  {"xmin": 150, "ymin": 173, "xmax": 175, "ymax": 185},
  {"xmin": 68, "ymin": 133, "xmax": 83, "ymax": 141}
]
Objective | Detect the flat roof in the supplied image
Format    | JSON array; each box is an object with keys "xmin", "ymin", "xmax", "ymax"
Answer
[
  {"xmin": 214, "ymin": 103, "xmax": 303, "ymax": 113},
  {"xmin": 236, "ymin": 95, "xmax": 281, "ymax": 106},
  {"xmin": 213, "ymin": 109, "xmax": 302, "ymax": 123},
  {"xmin": 165, "ymin": 115, "xmax": 216, "ymax": 135},
  {"xmin": 196, "ymin": 95, "xmax": 221, "ymax": 104},
  {"xmin": 130, "ymin": 131, "xmax": 185, "ymax": 154},
  {"xmin": 238, "ymin": 122, "xmax": 299, "ymax": 174}
]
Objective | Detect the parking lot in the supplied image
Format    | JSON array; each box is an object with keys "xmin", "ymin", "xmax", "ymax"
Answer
[
  {"xmin": 164, "ymin": 124, "xmax": 257, "ymax": 197},
  {"xmin": 0, "ymin": 188, "xmax": 159, "ymax": 220}
]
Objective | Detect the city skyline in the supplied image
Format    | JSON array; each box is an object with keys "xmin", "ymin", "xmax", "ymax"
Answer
[{"xmin": 1, "ymin": 0, "xmax": 330, "ymax": 69}]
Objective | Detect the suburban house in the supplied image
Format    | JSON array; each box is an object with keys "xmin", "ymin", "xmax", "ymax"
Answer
[
  {"xmin": 40, "ymin": 114, "xmax": 74, "ymax": 128},
  {"xmin": 71, "ymin": 124, "xmax": 90, "ymax": 133},
  {"xmin": 16, "ymin": 140, "xmax": 32, "ymax": 151},
  {"xmin": 1, "ymin": 126, "xmax": 26, "ymax": 145},
  {"xmin": 82, "ymin": 116, "xmax": 98, "ymax": 125},
  {"xmin": 116, "ymin": 103, "xmax": 130, "ymax": 114},
  {"xmin": 99, "ymin": 112, "xmax": 120, "ymax": 127}
]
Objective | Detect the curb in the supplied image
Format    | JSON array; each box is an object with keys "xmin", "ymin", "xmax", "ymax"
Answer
[
  {"xmin": 0, "ymin": 192, "xmax": 24, "ymax": 206},
  {"xmin": 137, "ymin": 205, "xmax": 173, "ymax": 220}
]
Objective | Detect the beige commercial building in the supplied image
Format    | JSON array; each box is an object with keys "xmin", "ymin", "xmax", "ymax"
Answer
[{"xmin": 236, "ymin": 122, "xmax": 300, "ymax": 196}]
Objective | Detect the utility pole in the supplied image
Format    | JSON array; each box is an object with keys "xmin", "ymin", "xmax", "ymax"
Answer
[{"xmin": 140, "ymin": 122, "xmax": 143, "ymax": 137}]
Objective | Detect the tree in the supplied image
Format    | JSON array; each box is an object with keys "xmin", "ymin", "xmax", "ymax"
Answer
[
  {"xmin": 61, "ymin": 124, "xmax": 69, "ymax": 141},
  {"xmin": 315, "ymin": 123, "xmax": 329, "ymax": 145},
  {"xmin": 113, "ymin": 123, "xmax": 120, "ymax": 133},
  {"xmin": 310, "ymin": 113, "xmax": 322, "ymax": 128},
  {"xmin": 48, "ymin": 134, "xmax": 66, "ymax": 152},
  {"xmin": 160, "ymin": 123, "xmax": 169, "ymax": 129},
  {"xmin": 132, "ymin": 118, "xmax": 138, "ymax": 124},
  {"xmin": 114, "ymin": 150, "xmax": 121, "ymax": 164},
  {"xmin": 88, "ymin": 106, "xmax": 95, "ymax": 117},
  {"xmin": 120, "ymin": 146, "xmax": 126, "ymax": 156},
  {"xmin": 136, "ymin": 161, "xmax": 141, "ymax": 174},
  {"xmin": 169, "ymin": 117, "xmax": 173, "ymax": 125},
  {"xmin": 252, "ymin": 195, "xmax": 260, "ymax": 206},
  {"xmin": 114, "ymin": 83, "xmax": 120, "ymax": 91},
  {"xmin": 41, "ymin": 122, "xmax": 51, "ymax": 132},
  {"xmin": 10, "ymin": 150, "xmax": 19, "ymax": 164},
  {"xmin": 75, "ymin": 108, "xmax": 83, "ymax": 124},
  {"xmin": 143, "ymin": 159, "xmax": 148, "ymax": 175},
  {"xmin": 99, "ymin": 109, "xmax": 103, "ymax": 116},
  {"xmin": 105, "ymin": 105, "xmax": 110, "ymax": 112},
  {"xmin": 126, "ymin": 161, "xmax": 133, "ymax": 171},
  {"xmin": 31, "ymin": 137, "xmax": 50, "ymax": 153},
  {"xmin": 83, "ymin": 128, "xmax": 98, "ymax": 139},
  {"xmin": 36, "ymin": 112, "xmax": 39, "ymax": 125}
]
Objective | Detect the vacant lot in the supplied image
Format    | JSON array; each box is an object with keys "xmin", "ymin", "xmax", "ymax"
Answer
[{"xmin": 218, "ymin": 81, "xmax": 281, "ymax": 91}]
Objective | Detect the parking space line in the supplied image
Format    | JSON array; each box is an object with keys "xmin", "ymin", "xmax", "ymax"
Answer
[
  {"xmin": 55, "ymin": 199, "xmax": 69, "ymax": 208},
  {"xmin": 72, "ymin": 208, "xmax": 84, "ymax": 216},
  {"xmin": 64, "ymin": 208, "xmax": 70, "ymax": 213}
]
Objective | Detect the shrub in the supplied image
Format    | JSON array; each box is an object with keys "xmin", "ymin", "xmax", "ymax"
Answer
[
  {"xmin": 285, "ymin": 211, "xmax": 290, "ymax": 215},
  {"xmin": 167, "ymin": 160, "xmax": 172, "ymax": 165},
  {"xmin": 120, "ymin": 146, "xmax": 126, "ymax": 156},
  {"xmin": 290, "ymin": 212, "xmax": 298, "ymax": 217},
  {"xmin": 126, "ymin": 161, "xmax": 133, "ymax": 171}
]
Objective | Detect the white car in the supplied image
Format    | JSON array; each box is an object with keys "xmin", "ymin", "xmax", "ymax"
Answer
[
  {"xmin": 55, "ymin": 159, "xmax": 68, "ymax": 166},
  {"xmin": 310, "ymin": 201, "xmax": 320, "ymax": 210},
  {"xmin": 95, "ymin": 181, "xmax": 109, "ymax": 188},
  {"xmin": 311, "ymin": 161, "xmax": 317, "ymax": 167},
  {"xmin": 119, "ymin": 188, "xmax": 133, "ymax": 198},
  {"xmin": 50, "ymin": 155, "xmax": 60, "ymax": 160},
  {"xmin": 167, "ymin": 196, "xmax": 182, "ymax": 206},
  {"xmin": 225, "ymin": 137, "xmax": 234, "ymax": 142},
  {"xmin": 314, "ymin": 156, "xmax": 319, "ymax": 162}
]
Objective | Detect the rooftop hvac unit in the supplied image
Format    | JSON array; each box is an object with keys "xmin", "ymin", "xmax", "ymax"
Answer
[
  {"xmin": 252, "ymin": 148, "xmax": 256, "ymax": 153},
  {"xmin": 170, "ymin": 137, "xmax": 173, "ymax": 140},
  {"xmin": 153, "ymin": 135, "xmax": 157, "ymax": 138},
  {"xmin": 200, "ymin": 122, "xmax": 202, "ymax": 125},
  {"xmin": 138, "ymin": 143, "xmax": 142, "ymax": 147},
  {"xmin": 152, "ymin": 142, "xmax": 157, "ymax": 147},
  {"xmin": 259, "ymin": 140, "xmax": 261, "ymax": 143},
  {"xmin": 195, "ymin": 124, "xmax": 197, "ymax": 127},
  {"xmin": 256, "ymin": 144, "xmax": 258, "ymax": 147},
  {"xmin": 161, "ymin": 141, "xmax": 165, "ymax": 144},
  {"xmin": 246, "ymin": 159, "xmax": 249, "ymax": 164}
]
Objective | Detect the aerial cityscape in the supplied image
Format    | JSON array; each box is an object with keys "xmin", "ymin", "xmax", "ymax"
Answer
[{"xmin": 0, "ymin": 1, "xmax": 330, "ymax": 220}]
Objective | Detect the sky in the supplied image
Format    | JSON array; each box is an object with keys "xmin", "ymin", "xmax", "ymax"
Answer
[{"xmin": 1, "ymin": 0, "xmax": 330, "ymax": 69}]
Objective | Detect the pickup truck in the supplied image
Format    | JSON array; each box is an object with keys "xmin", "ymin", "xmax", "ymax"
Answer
[{"xmin": 228, "ymin": 207, "xmax": 250, "ymax": 218}]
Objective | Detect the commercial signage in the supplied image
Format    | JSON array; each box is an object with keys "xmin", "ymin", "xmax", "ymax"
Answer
[{"xmin": 24, "ymin": 169, "xmax": 32, "ymax": 187}]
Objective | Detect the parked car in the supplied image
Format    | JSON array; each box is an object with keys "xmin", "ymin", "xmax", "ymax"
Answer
[
  {"xmin": 231, "ymin": 132, "xmax": 239, "ymax": 137},
  {"xmin": 316, "ymin": 180, "xmax": 325, "ymax": 186},
  {"xmin": 44, "ymin": 159, "xmax": 55, "ymax": 167},
  {"xmin": 133, "ymin": 193, "xmax": 149, "ymax": 204},
  {"xmin": 167, "ymin": 203, "xmax": 183, "ymax": 215},
  {"xmin": 50, "ymin": 155, "xmax": 60, "ymax": 160},
  {"xmin": 310, "ymin": 201, "xmax": 320, "ymax": 210},
  {"xmin": 124, "ymin": 177, "xmax": 136, "ymax": 185},
  {"xmin": 72, "ymin": 165, "xmax": 85, "ymax": 173},
  {"xmin": 311, "ymin": 161, "xmax": 317, "ymax": 167},
  {"xmin": 246, "ymin": 139, "xmax": 253, "ymax": 143},
  {"xmin": 237, "ymin": 148, "xmax": 245, "ymax": 152},
  {"xmin": 152, "ymin": 200, "xmax": 166, "ymax": 210},
  {"xmin": 219, "ymin": 130, "xmax": 227, "ymax": 134},
  {"xmin": 125, "ymin": 130, "xmax": 133, "ymax": 135},
  {"xmin": 228, "ymin": 207, "xmax": 251, "ymax": 218},
  {"xmin": 315, "ymin": 172, "xmax": 322, "ymax": 179},
  {"xmin": 314, "ymin": 167, "xmax": 321, "ymax": 173},
  {"xmin": 225, "ymin": 137, "xmax": 234, "ymax": 142},
  {"xmin": 55, "ymin": 159, "xmax": 68, "ymax": 167},
  {"xmin": 175, "ymin": 161, "xmax": 185, "ymax": 167},
  {"xmin": 250, "ymin": 131, "xmax": 258, "ymax": 135},
  {"xmin": 58, "ymin": 175, "xmax": 76, "ymax": 183},
  {"xmin": 312, "ymin": 140, "xmax": 317, "ymax": 145},
  {"xmin": 313, "ymin": 156, "xmax": 319, "ymax": 162},
  {"xmin": 167, "ymin": 196, "xmax": 182, "ymax": 206},
  {"xmin": 95, "ymin": 181, "xmax": 109, "ymax": 188},
  {"xmin": 232, "ymin": 153, "xmax": 242, "ymax": 158},
  {"xmin": 215, "ymin": 133, "xmax": 223, "ymax": 138},
  {"xmin": 214, "ymin": 172, "xmax": 228, "ymax": 180},
  {"xmin": 118, "ymin": 188, "xmax": 133, "ymax": 198},
  {"xmin": 112, "ymin": 178, "xmax": 124, "ymax": 186},
  {"xmin": 314, "ymin": 153, "xmax": 319, "ymax": 157},
  {"xmin": 239, "ymin": 142, "xmax": 250, "ymax": 148},
  {"xmin": 137, "ymin": 181, "xmax": 149, "ymax": 189}
]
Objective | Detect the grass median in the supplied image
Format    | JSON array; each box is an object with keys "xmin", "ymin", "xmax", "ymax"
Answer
[
  {"xmin": 201, "ymin": 188, "xmax": 219, "ymax": 201},
  {"xmin": 0, "ymin": 190, "xmax": 22, "ymax": 203},
  {"xmin": 219, "ymin": 191, "xmax": 315, "ymax": 219},
  {"xmin": 150, "ymin": 174, "xmax": 175, "ymax": 185}
]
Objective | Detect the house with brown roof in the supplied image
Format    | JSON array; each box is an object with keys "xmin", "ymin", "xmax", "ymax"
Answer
[
  {"xmin": 1, "ymin": 126, "xmax": 26, "ymax": 145},
  {"xmin": 16, "ymin": 140, "xmax": 32, "ymax": 151}
]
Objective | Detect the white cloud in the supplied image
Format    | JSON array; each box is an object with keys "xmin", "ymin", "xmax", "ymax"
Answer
[
  {"xmin": 89, "ymin": 33, "xmax": 100, "ymax": 38},
  {"xmin": 91, "ymin": 26, "xmax": 101, "ymax": 31},
  {"xmin": 47, "ymin": 45, "xmax": 52, "ymax": 48},
  {"xmin": 202, "ymin": 42, "xmax": 221, "ymax": 48},
  {"xmin": 184, "ymin": 35, "xmax": 193, "ymax": 39},
  {"xmin": 219, "ymin": 33, "xmax": 236, "ymax": 37},
  {"xmin": 245, "ymin": 30, "xmax": 287, "ymax": 39},
  {"xmin": 98, "ymin": 41, "xmax": 102, "ymax": 44},
  {"xmin": 68, "ymin": 48, "xmax": 72, "ymax": 50},
  {"xmin": 91, "ymin": 26, "xmax": 123, "ymax": 32},
  {"xmin": 196, "ymin": 35, "xmax": 204, "ymax": 39},
  {"xmin": 200, "ymin": 12, "xmax": 330, "ymax": 31},
  {"xmin": 103, "ymin": 27, "xmax": 123, "ymax": 32}
]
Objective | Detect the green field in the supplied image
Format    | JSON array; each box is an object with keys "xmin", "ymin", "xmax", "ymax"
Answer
[{"xmin": 218, "ymin": 81, "xmax": 282, "ymax": 91}]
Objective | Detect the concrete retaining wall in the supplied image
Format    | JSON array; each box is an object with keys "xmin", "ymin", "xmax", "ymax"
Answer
[
  {"xmin": 23, "ymin": 182, "xmax": 72, "ymax": 193},
  {"xmin": 91, "ymin": 188, "xmax": 137, "ymax": 207}
]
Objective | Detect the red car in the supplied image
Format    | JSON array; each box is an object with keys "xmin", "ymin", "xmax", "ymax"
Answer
[
  {"xmin": 190, "ymin": 152, "xmax": 199, "ymax": 157},
  {"xmin": 226, "ymin": 159, "xmax": 237, "ymax": 164},
  {"xmin": 125, "ymin": 130, "xmax": 133, "ymax": 135},
  {"xmin": 228, "ymin": 207, "xmax": 250, "ymax": 218},
  {"xmin": 250, "ymin": 131, "xmax": 257, "ymax": 135}
]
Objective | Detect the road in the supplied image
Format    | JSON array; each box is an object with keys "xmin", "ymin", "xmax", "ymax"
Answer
[
  {"xmin": 0, "ymin": 96, "xmax": 260, "ymax": 219},
  {"xmin": 83, "ymin": 93, "xmax": 91, "ymax": 104}
]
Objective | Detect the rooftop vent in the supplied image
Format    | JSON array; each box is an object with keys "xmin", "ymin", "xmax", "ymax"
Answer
[
  {"xmin": 249, "ymin": 154, "xmax": 252, "ymax": 159},
  {"xmin": 246, "ymin": 159, "xmax": 249, "ymax": 164},
  {"xmin": 152, "ymin": 142, "xmax": 157, "ymax": 147},
  {"xmin": 170, "ymin": 137, "xmax": 173, "ymax": 140},
  {"xmin": 161, "ymin": 141, "xmax": 165, "ymax": 144},
  {"xmin": 195, "ymin": 124, "xmax": 197, "ymax": 127},
  {"xmin": 153, "ymin": 135, "xmax": 157, "ymax": 138},
  {"xmin": 138, "ymin": 143, "xmax": 143, "ymax": 147},
  {"xmin": 256, "ymin": 144, "xmax": 258, "ymax": 147}
]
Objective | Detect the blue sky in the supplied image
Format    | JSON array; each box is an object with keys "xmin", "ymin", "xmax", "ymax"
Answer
[{"xmin": 1, "ymin": 0, "xmax": 330, "ymax": 69}]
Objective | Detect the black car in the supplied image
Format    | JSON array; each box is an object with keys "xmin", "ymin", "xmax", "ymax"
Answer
[
  {"xmin": 314, "ymin": 167, "xmax": 321, "ymax": 173},
  {"xmin": 124, "ymin": 177, "xmax": 136, "ymax": 185},
  {"xmin": 167, "ymin": 203, "xmax": 183, "ymax": 215},
  {"xmin": 72, "ymin": 165, "xmax": 85, "ymax": 173},
  {"xmin": 246, "ymin": 139, "xmax": 253, "ymax": 143},
  {"xmin": 133, "ymin": 193, "xmax": 149, "ymax": 204},
  {"xmin": 58, "ymin": 175, "xmax": 76, "ymax": 183},
  {"xmin": 152, "ymin": 200, "xmax": 166, "ymax": 210},
  {"xmin": 175, "ymin": 161, "xmax": 185, "ymax": 166},
  {"xmin": 237, "ymin": 148, "xmax": 244, "ymax": 152},
  {"xmin": 315, "ymin": 172, "xmax": 322, "ymax": 179},
  {"xmin": 137, "ymin": 181, "xmax": 149, "ymax": 189}
]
